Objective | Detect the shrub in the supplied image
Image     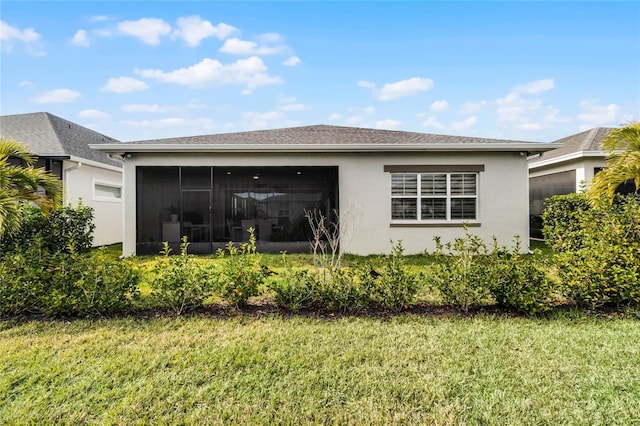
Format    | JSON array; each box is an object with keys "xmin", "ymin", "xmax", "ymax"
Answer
[
  {"xmin": 149, "ymin": 237, "xmax": 213, "ymax": 314},
  {"xmin": 429, "ymin": 233, "xmax": 495, "ymax": 311},
  {"xmin": 555, "ymin": 195, "xmax": 640, "ymax": 307},
  {"xmin": 429, "ymin": 232, "xmax": 555, "ymax": 314},
  {"xmin": 315, "ymin": 267, "xmax": 371, "ymax": 312},
  {"xmin": 215, "ymin": 229, "xmax": 266, "ymax": 307},
  {"xmin": 270, "ymin": 268, "xmax": 318, "ymax": 312},
  {"xmin": 542, "ymin": 193, "xmax": 591, "ymax": 252},
  {"xmin": 0, "ymin": 243, "xmax": 140, "ymax": 317},
  {"xmin": 0, "ymin": 203, "xmax": 95, "ymax": 254},
  {"xmin": 39, "ymin": 249, "xmax": 141, "ymax": 317},
  {"xmin": 489, "ymin": 238, "xmax": 555, "ymax": 315},
  {"xmin": 369, "ymin": 241, "xmax": 420, "ymax": 312}
]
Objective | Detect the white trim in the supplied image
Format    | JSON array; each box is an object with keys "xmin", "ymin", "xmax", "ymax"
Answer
[
  {"xmin": 92, "ymin": 142, "xmax": 560, "ymax": 154},
  {"xmin": 390, "ymin": 172, "xmax": 478, "ymax": 222},
  {"xmin": 69, "ymin": 155, "xmax": 122, "ymax": 172},
  {"xmin": 92, "ymin": 178, "xmax": 123, "ymax": 203},
  {"xmin": 528, "ymin": 150, "xmax": 605, "ymax": 169}
]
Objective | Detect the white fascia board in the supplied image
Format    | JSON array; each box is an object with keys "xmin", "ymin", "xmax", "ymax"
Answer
[
  {"xmin": 92, "ymin": 142, "xmax": 561, "ymax": 154},
  {"xmin": 68, "ymin": 155, "xmax": 123, "ymax": 172},
  {"xmin": 528, "ymin": 150, "xmax": 605, "ymax": 170}
]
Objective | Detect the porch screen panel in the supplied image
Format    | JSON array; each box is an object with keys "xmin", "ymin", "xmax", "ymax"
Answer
[{"xmin": 137, "ymin": 167, "xmax": 180, "ymax": 244}]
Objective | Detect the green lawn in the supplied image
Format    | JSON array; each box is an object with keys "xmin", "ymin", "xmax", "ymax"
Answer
[{"xmin": 2, "ymin": 313, "xmax": 639, "ymax": 425}]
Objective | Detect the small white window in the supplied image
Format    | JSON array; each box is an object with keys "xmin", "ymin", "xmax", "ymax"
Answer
[{"xmin": 94, "ymin": 183, "xmax": 122, "ymax": 200}]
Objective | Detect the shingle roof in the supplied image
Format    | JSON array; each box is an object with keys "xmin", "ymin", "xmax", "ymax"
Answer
[
  {"xmin": 0, "ymin": 112, "xmax": 121, "ymax": 167},
  {"xmin": 529, "ymin": 127, "xmax": 614, "ymax": 165},
  {"xmin": 127, "ymin": 124, "xmax": 544, "ymax": 146}
]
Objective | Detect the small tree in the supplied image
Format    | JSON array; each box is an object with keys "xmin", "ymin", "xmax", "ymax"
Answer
[
  {"xmin": 0, "ymin": 138, "xmax": 62, "ymax": 238},
  {"xmin": 589, "ymin": 122, "xmax": 640, "ymax": 202}
]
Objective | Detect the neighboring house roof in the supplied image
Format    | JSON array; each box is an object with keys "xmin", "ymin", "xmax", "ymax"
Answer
[
  {"xmin": 0, "ymin": 112, "xmax": 121, "ymax": 167},
  {"xmin": 93, "ymin": 124, "xmax": 559, "ymax": 154},
  {"xmin": 529, "ymin": 127, "xmax": 615, "ymax": 168}
]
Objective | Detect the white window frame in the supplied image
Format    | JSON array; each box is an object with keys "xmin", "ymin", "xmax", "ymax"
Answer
[
  {"xmin": 390, "ymin": 172, "xmax": 479, "ymax": 223},
  {"xmin": 92, "ymin": 179, "xmax": 123, "ymax": 202}
]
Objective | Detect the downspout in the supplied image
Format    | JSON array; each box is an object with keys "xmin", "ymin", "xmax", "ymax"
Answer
[{"xmin": 63, "ymin": 161, "xmax": 82, "ymax": 204}]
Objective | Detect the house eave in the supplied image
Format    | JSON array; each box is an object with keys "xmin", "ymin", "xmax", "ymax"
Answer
[
  {"xmin": 528, "ymin": 150, "xmax": 605, "ymax": 170},
  {"xmin": 92, "ymin": 142, "xmax": 561, "ymax": 155}
]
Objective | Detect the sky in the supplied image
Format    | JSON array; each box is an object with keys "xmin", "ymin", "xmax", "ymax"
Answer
[{"xmin": 1, "ymin": 1, "xmax": 639, "ymax": 143}]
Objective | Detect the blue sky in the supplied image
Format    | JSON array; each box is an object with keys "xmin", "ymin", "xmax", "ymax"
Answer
[{"xmin": 1, "ymin": 1, "xmax": 639, "ymax": 142}]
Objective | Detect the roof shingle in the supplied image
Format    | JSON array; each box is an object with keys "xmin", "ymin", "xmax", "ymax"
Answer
[{"xmin": 0, "ymin": 112, "xmax": 121, "ymax": 167}]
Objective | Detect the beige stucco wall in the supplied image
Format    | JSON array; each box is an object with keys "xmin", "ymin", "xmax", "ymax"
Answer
[
  {"xmin": 63, "ymin": 161, "xmax": 123, "ymax": 247},
  {"xmin": 121, "ymin": 151, "xmax": 530, "ymax": 256}
]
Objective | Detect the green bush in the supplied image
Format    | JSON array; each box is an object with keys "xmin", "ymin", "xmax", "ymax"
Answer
[
  {"xmin": 369, "ymin": 241, "xmax": 420, "ymax": 312},
  {"xmin": 489, "ymin": 239, "xmax": 555, "ymax": 315},
  {"xmin": 215, "ymin": 229, "xmax": 266, "ymax": 307},
  {"xmin": 429, "ymin": 232, "xmax": 555, "ymax": 314},
  {"xmin": 270, "ymin": 268, "xmax": 318, "ymax": 312},
  {"xmin": 149, "ymin": 238, "xmax": 213, "ymax": 314},
  {"xmin": 0, "ymin": 243, "xmax": 140, "ymax": 317},
  {"xmin": 542, "ymin": 193, "xmax": 591, "ymax": 252},
  {"xmin": 555, "ymin": 195, "xmax": 640, "ymax": 307},
  {"xmin": 429, "ymin": 233, "xmax": 495, "ymax": 311},
  {"xmin": 0, "ymin": 203, "xmax": 95, "ymax": 254},
  {"xmin": 316, "ymin": 267, "xmax": 371, "ymax": 312}
]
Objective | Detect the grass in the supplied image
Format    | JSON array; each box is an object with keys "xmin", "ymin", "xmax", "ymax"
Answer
[{"xmin": 1, "ymin": 313, "xmax": 639, "ymax": 425}]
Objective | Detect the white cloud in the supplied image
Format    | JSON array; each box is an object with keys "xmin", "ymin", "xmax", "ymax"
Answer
[
  {"xmin": 578, "ymin": 100, "xmax": 622, "ymax": 130},
  {"xmin": 358, "ymin": 80, "xmax": 375, "ymax": 88},
  {"xmin": 1, "ymin": 20, "xmax": 44, "ymax": 55},
  {"xmin": 376, "ymin": 77, "xmax": 434, "ymax": 101},
  {"xmin": 31, "ymin": 89, "xmax": 81, "ymax": 104},
  {"xmin": 513, "ymin": 78, "xmax": 554, "ymax": 94},
  {"xmin": 279, "ymin": 103, "xmax": 308, "ymax": 111},
  {"xmin": 93, "ymin": 29, "xmax": 112, "ymax": 37},
  {"xmin": 136, "ymin": 56, "xmax": 282, "ymax": 94},
  {"xmin": 430, "ymin": 100, "xmax": 449, "ymax": 112},
  {"xmin": 18, "ymin": 80, "xmax": 34, "ymax": 87},
  {"xmin": 117, "ymin": 18, "xmax": 171, "ymax": 45},
  {"xmin": 172, "ymin": 16, "xmax": 237, "ymax": 47},
  {"xmin": 421, "ymin": 116, "xmax": 445, "ymax": 129},
  {"xmin": 257, "ymin": 32, "xmax": 283, "ymax": 43},
  {"xmin": 121, "ymin": 117, "xmax": 215, "ymax": 129},
  {"xmin": 283, "ymin": 56, "xmax": 301, "ymax": 67},
  {"xmin": 72, "ymin": 30, "xmax": 90, "ymax": 47},
  {"xmin": 328, "ymin": 113, "xmax": 342, "ymax": 121},
  {"xmin": 219, "ymin": 37, "xmax": 286, "ymax": 55},
  {"xmin": 89, "ymin": 16, "xmax": 109, "ymax": 23},
  {"xmin": 78, "ymin": 109, "xmax": 109, "ymax": 119},
  {"xmin": 375, "ymin": 119, "xmax": 403, "ymax": 130},
  {"xmin": 363, "ymin": 106, "xmax": 375, "ymax": 114},
  {"xmin": 451, "ymin": 116, "xmax": 478, "ymax": 130},
  {"xmin": 241, "ymin": 111, "xmax": 284, "ymax": 128},
  {"xmin": 102, "ymin": 76, "xmax": 149, "ymax": 93},
  {"xmin": 459, "ymin": 100, "xmax": 487, "ymax": 114},
  {"xmin": 346, "ymin": 115, "xmax": 363, "ymax": 125},
  {"xmin": 122, "ymin": 104, "xmax": 170, "ymax": 113}
]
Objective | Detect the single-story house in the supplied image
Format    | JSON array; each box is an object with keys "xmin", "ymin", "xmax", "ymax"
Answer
[
  {"xmin": 0, "ymin": 112, "xmax": 123, "ymax": 246},
  {"xmin": 93, "ymin": 125, "xmax": 558, "ymax": 256},
  {"xmin": 528, "ymin": 126, "xmax": 635, "ymax": 237}
]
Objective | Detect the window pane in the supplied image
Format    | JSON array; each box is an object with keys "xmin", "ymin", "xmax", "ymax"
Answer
[
  {"xmin": 391, "ymin": 174, "xmax": 417, "ymax": 196},
  {"xmin": 95, "ymin": 183, "xmax": 121, "ymax": 199},
  {"xmin": 421, "ymin": 174, "xmax": 446, "ymax": 195},
  {"xmin": 451, "ymin": 198, "xmax": 476, "ymax": 219},
  {"xmin": 421, "ymin": 198, "xmax": 446, "ymax": 220},
  {"xmin": 391, "ymin": 198, "xmax": 417, "ymax": 220},
  {"xmin": 451, "ymin": 174, "xmax": 476, "ymax": 195}
]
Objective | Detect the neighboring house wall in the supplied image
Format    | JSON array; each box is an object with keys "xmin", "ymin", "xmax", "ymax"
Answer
[
  {"xmin": 121, "ymin": 151, "xmax": 530, "ymax": 256},
  {"xmin": 63, "ymin": 160, "xmax": 123, "ymax": 247},
  {"xmin": 529, "ymin": 156, "xmax": 606, "ymax": 192}
]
